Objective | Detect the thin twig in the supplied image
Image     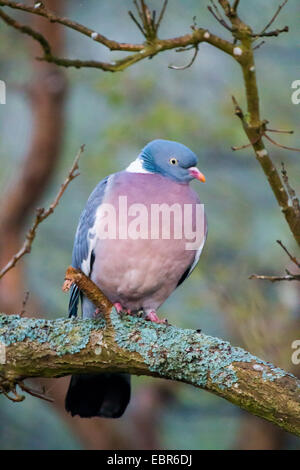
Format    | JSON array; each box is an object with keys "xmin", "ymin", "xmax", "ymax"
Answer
[
  {"xmin": 0, "ymin": 1, "xmax": 143, "ymax": 52},
  {"xmin": 0, "ymin": 145, "xmax": 85, "ymax": 280},
  {"xmin": 138, "ymin": 0, "xmax": 154, "ymax": 39},
  {"xmin": 168, "ymin": 45, "xmax": 199, "ymax": 70},
  {"xmin": 156, "ymin": 0, "xmax": 168, "ymax": 32},
  {"xmin": 128, "ymin": 10, "xmax": 145, "ymax": 36},
  {"xmin": 265, "ymin": 133, "xmax": 300, "ymax": 152},
  {"xmin": 232, "ymin": 135, "xmax": 261, "ymax": 151},
  {"xmin": 253, "ymin": 40, "xmax": 266, "ymax": 50},
  {"xmin": 133, "ymin": 0, "xmax": 144, "ymax": 23},
  {"xmin": 0, "ymin": 1, "xmax": 234, "ymax": 72},
  {"xmin": 260, "ymin": 0, "xmax": 289, "ymax": 35},
  {"xmin": 175, "ymin": 45, "xmax": 195, "ymax": 53},
  {"xmin": 17, "ymin": 381, "xmax": 54, "ymax": 403},
  {"xmin": 249, "ymin": 273, "xmax": 300, "ymax": 282},
  {"xmin": 231, "ymin": 95, "xmax": 244, "ymax": 118},
  {"xmin": 207, "ymin": 2, "xmax": 232, "ymax": 32},
  {"xmin": 281, "ymin": 163, "xmax": 300, "ymax": 215},
  {"xmin": 232, "ymin": 0, "xmax": 240, "ymax": 11},
  {"xmin": 252, "ymin": 25, "xmax": 288, "ymax": 38},
  {"xmin": 0, "ymin": 0, "xmax": 299, "ymax": 247},
  {"xmin": 0, "ymin": 7, "xmax": 51, "ymax": 55},
  {"xmin": 267, "ymin": 128, "xmax": 294, "ymax": 134},
  {"xmin": 250, "ymin": 238, "xmax": 300, "ymax": 283},
  {"xmin": 277, "ymin": 240, "xmax": 300, "ymax": 268}
]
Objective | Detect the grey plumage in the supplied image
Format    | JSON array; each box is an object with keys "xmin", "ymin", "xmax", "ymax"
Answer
[{"xmin": 65, "ymin": 139, "xmax": 206, "ymax": 419}]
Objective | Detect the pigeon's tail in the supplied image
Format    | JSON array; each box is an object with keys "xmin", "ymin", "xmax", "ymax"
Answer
[{"xmin": 65, "ymin": 373, "xmax": 131, "ymax": 418}]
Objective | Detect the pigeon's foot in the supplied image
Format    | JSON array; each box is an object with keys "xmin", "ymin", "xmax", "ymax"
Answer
[
  {"xmin": 114, "ymin": 302, "xmax": 123, "ymax": 314},
  {"xmin": 94, "ymin": 307, "xmax": 102, "ymax": 318},
  {"xmin": 145, "ymin": 310, "xmax": 168, "ymax": 324},
  {"xmin": 114, "ymin": 302, "xmax": 131, "ymax": 316}
]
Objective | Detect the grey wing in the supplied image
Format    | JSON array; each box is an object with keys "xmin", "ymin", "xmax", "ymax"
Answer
[
  {"xmin": 68, "ymin": 176, "xmax": 110, "ymax": 317},
  {"xmin": 176, "ymin": 212, "xmax": 208, "ymax": 288}
]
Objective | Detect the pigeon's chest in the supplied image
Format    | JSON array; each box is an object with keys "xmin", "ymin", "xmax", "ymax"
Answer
[
  {"xmin": 103, "ymin": 171, "xmax": 201, "ymax": 216},
  {"xmin": 91, "ymin": 172, "xmax": 203, "ymax": 302}
]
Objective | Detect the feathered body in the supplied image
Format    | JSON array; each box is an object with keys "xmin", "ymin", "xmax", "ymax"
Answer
[{"xmin": 65, "ymin": 139, "xmax": 207, "ymax": 419}]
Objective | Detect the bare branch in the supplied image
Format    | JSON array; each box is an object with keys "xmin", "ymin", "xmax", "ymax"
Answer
[
  {"xmin": 0, "ymin": 271, "xmax": 300, "ymax": 436},
  {"xmin": 140, "ymin": 0, "xmax": 152, "ymax": 37},
  {"xmin": 249, "ymin": 273, "xmax": 300, "ymax": 282},
  {"xmin": 0, "ymin": 0, "xmax": 233, "ymax": 72},
  {"xmin": 232, "ymin": 0, "xmax": 240, "ymax": 11},
  {"xmin": 168, "ymin": 45, "xmax": 199, "ymax": 70},
  {"xmin": 0, "ymin": 0, "xmax": 299, "ymax": 246},
  {"xmin": 250, "ymin": 238, "xmax": 300, "ymax": 283},
  {"xmin": 281, "ymin": 163, "xmax": 300, "ymax": 216},
  {"xmin": 156, "ymin": 0, "xmax": 168, "ymax": 33},
  {"xmin": 128, "ymin": 10, "xmax": 146, "ymax": 37},
  {"xmin": 0, "ymin": 7, "xmax": 51, "ymax": 55},
  {"xmin": 260, "ymin": 0, "xmax": 289, "ymax": 36},
  {"xmin": 253, "ymin": 40, "xmax": 266, "ymax": 50},
  {"xmin": 0, "ymin": 145, "xmax": 85, "ymax": 280},
  {"xmin": 267, "ymin": 128, "xmax": 294, "ymax": 134},
  {"xmin": 277, "ymin": 239, "xmax": 300, "ymax": 268},
  {"xmin": 252, "ymin": 25, "xmax": 289, "ymax": 38},
  {"xmin": 207, "ymin": 0, "xmax": 232, "ymax": 32},
  {"xmin": 231, "ymin": 140, "xmax": 259, "ymax": 151},
  {"xmin": 130, "ymin": 0, "xmax": 166, "ymax": 42},
  {"xmin": 0, "ymin": 0, "xmax": 144, "ymax": 52},
  {"xmin": 17, "ymin": 381, "xmax": 54, "ymax": 403},
  {"xmin": 133, "ymin": 0, "xmax": 144, "ymax": 23},
  {"xmin": 264, "ymin": 133, "xmax": 300, "ymax": 152}
]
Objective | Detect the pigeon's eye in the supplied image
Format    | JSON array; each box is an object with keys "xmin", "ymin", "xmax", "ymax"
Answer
[{"xmin": 169, "ymin": 157, "xmax": 178, "ymax": 165}]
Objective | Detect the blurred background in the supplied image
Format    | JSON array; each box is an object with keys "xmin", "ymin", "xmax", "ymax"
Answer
[{"xmin": 0, "ymin": 0, "xmax": 299, "ymax": 450}]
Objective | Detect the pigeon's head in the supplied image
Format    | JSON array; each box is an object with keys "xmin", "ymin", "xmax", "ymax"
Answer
[{"xmin": 130, "ymin": 139, "xmax": 205, "ymax": 184}]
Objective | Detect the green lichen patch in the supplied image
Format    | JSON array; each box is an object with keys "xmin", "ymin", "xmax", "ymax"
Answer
[
  {"xmin": 0, "ymin": 312, "xmax": 293, "ymax": 388},
  {"xmin": 0, "ymin": 314, "xmax": 105, "ymax": 356},
  {"xmin": 111, "ymin": 310, "xmax": 292, "ymax": 390}
]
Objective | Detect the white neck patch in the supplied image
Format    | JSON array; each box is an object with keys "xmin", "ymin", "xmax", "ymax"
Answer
[{"xmin": 126, "ymin": 157, "xmax": 151, "ymax": 174}]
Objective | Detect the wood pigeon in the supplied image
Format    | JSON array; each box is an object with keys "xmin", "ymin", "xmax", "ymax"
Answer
[{"xmin": 65, "ymin": 139, "xmax": 207, "ymax": 419}]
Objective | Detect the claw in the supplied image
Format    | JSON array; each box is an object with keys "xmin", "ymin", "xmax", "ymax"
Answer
[
  {"xmin": 93, "ymin": 307, "xmax": 104, "ymax": 318},
  {"xmin": 114, "ymin": 302, "xmax": 124, "ymax": 314},
  {"xmin": 145, "ymin": 310, "xmax": 168, "ymax": 324},
  {"xmin": 114, "ymin": 303, "xmax": 132, "ymax": 316}
]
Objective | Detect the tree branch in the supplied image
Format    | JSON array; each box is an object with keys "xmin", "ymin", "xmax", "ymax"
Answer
[
  {"xmin": 249, "ymin": 239, "xmax": 300, "ymax": 282},
  {"xmin": 0, "ymin": 7, "xmax": 51, "ymax": 54},
  {"xmin": 0, "ymin": 268, "xmax": 299, "ymax": 436},
  {"xmin": 0, "ymin": 0, "xmax": 233, "ymax": 72},
  {"xmin": 0, "ymin": 145, "xmax": 84, "ymax": 280},
  {"xmin": 0, "ymin": 272, "xmax": 299, "ymax": 436},
  {"xmin": 259, "ymin": 0, "xmax": 289, "ymax": 36},
  {"xmin": 0, "ymin": 1, "xmax": 299, "ymax": 246},
  {"xmin": 277, "ymin": 239, "xmax": 300, "ymax": 268},
  {"xmin": 0, "ymin": 0, "xmax": 144, "ymax": 51},
  {"xmin": 281, "ymin": 163, "xmax": 300, "ymax": 217},
  {"xmin": 249, "ymin": 273, "xmax": 300, "ymax": 282}
]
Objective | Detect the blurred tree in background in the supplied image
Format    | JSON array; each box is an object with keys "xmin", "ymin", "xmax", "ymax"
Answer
[{"xmin": 0, "ymin": 0, "xmax": 299, "ymax": 449}]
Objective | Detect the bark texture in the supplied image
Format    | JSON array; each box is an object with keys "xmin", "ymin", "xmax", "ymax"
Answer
[{"xmin": 0, "ymin": 310, "xmax": 299, "ymax": 437}]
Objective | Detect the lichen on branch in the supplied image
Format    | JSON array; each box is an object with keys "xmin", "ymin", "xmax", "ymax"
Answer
[{"xmin": 0, "ymin": 268, "xmax": 299, "ymax": 437}]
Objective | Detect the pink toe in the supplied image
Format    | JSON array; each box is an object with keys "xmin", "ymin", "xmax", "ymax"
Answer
[
  {"xmin": 114, "ymin": 302, "xmax": 123, "ymax": 314},
  {"xmin": 146, "ymin": 311, "xmax": 166, "ymax": 324}
]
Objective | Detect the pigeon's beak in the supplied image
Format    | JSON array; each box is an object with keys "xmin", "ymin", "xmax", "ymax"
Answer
[{"xmin": 189, "ymin": 167, "xmax": 206, "ymax": 183}]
